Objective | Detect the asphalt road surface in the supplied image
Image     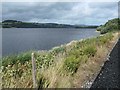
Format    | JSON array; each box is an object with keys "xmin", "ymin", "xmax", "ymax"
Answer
[{"xmin": 90, "ymin": 39, "xmax": 120, "ymax": 89}]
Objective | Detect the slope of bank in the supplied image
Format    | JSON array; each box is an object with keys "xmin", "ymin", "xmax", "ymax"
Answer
[{"xmin": 1, "ymin": 32, "xmax": 119, "ymax": 88}]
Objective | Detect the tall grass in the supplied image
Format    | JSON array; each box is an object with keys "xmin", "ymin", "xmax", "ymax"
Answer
[{"xmin": 2, "ymin": 51, "xmax": 32, "ymax": 65}]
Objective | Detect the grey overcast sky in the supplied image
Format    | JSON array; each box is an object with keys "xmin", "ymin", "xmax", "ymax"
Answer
[{"xmin": 2, "ymin": 2, "xmax": 118, "ymax": 25}]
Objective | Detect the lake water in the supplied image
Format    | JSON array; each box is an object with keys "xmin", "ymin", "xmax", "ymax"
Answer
[{"xmin": 2, "ymin": 28, "xmax": 99, "ymax": 56}]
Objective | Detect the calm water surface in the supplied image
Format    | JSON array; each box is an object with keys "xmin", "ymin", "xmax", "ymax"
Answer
[{"xmin": 2, "ymin": 28, "xmax": 99, "ymax": 56}]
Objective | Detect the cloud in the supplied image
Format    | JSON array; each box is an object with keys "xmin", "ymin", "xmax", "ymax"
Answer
[
  {"xmin": 2, "ymin": 2, "xmax": 118, "ymax": 25},
  {"xmin": 2, "ymin": 0, "xmax": 120, "ymax": 2}
]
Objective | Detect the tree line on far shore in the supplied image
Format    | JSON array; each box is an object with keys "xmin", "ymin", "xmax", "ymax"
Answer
[{"xmin": 2, "ymin": 20, "xmax": 98, "ymax": 28}]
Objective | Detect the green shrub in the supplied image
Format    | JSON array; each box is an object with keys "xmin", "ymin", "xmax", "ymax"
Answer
[
  {"xmin": 100, "ymin": 28, "xmax": 109, "ymax": 34},
  {"xmin": 36, "ymin": 53, "xmax": 54, "ymax": 68},
  {"xmin": 83, "ymin": 45, "xmax": 97, "ymax": 57},
  {"xmin": 97, "ymin": 18, "xmax": 119, "ymax": 34},
  {"xmin": 2, "ymin": 51, "xmax": 32, "ymax": 67},
  {"xmin": 52, "ymin": 46, "xmax": 65, "ymax": 55},
  {"xmin": 64, "ymin": 55, "xmax": 80, "ymax": 74},
  {"xmin": 69, "ymin": 49, "xmax": 83, "ymax": 58},
  {"xmin": 97, "ymin": 33, "xmax": 113, "ymax": 45},
  {"xmin": 2, "ymin": 55, "xmax": 17, "ymax": 67},
  {"xmin": 17, "ymin": 52, "xmax": 31, "ymax": 64},
  {"xmin": 100, "ymin": 37, "xmax": 108, "ymax": 44},
  {"xmin": 96, "ymin": 25, "xmax": 103, "ymax": 31}
]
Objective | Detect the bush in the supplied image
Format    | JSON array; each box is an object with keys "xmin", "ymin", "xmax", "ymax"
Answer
[
  {"xmin": 36, "ymin": 53, "xmax": 54, "ymax": 68},
  {"xmin": 17, "ymin": 52, "xmax": 31, "ymax": 64},
  {"xmin": 64, "ymin": 55, "xmax": 80, "ymax": 74},
  {"xmin": 2, "ymin": 55, "xmax": 17, "ymax": 67},
  {"xmin": 97, "ymin": 33, "xmax": 113, "ymax": 45},
  {"xmin": 2, "ymin": 51, "xmax": 32, "ymax": 67},
  {"xmin": 52, "ymin": 46, "xmax": 65, "ymax": 55},
  {"xmin": 68, "ymin": 49, "xmax": 84, "ymax": 58},
  {"xmin": 100, "ymin": 28, "xmax": 109, "ymax": 34},
  {"xmin": 83, "ymin": 45, "xmax": 97, "ymax": 57},
  {"xmin": 96, "ymin": 25, "xmax": 103, "ymax": 31},
  {"xmin": 97, "ymin": 18, "xmax": 119, "ymax": 34}
]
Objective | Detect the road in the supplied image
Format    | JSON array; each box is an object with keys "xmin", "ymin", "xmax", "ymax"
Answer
[{"xmin": 90, "ymin": 39, "xmax": 120, "ymax": 89}]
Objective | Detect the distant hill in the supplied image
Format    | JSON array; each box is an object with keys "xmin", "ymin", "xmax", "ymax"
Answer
[
  {"xmin": 2, "ymin": 20, "xmax": 98, "ymax": 28},
  {"xmin": 96, "ymin": 18, "xmax": 120, "ymax": 34}
]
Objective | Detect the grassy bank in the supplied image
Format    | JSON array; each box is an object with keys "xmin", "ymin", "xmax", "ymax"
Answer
[
  {"xmin": 96, "ymin": 18, "xmax": 119, "ymax": 34},
  {"xmin": 1, "ymin": 31, "xmax": 119, "ymax": 88}
]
